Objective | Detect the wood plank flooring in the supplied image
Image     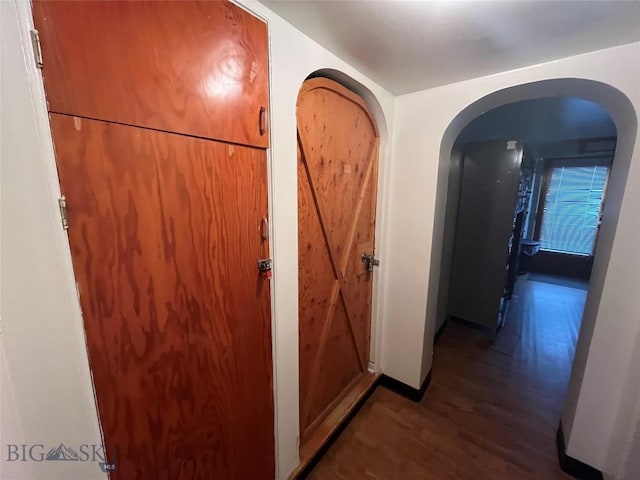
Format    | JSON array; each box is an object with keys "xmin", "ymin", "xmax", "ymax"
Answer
[
  {"xmin": 292, "ymin": 373, "xmax": 380, "ymax": 479},
  {"xmin": 305, "ymin": 275, "xmax": 587, "ymax": 479}
]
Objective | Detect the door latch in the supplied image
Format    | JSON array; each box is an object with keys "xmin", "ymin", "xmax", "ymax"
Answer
[
  {"xmin": 361, "ymin": 253, "xmax": 380, "ymax": 272},
  {"xmin": 257, "ymin": 258, "xmax": 273, "ymax": 279}
]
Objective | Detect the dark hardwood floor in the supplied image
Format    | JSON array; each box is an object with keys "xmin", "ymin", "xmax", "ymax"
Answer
[{"xmin": 305, "ymin": 275, "xmax": 587, "ymax": 479}]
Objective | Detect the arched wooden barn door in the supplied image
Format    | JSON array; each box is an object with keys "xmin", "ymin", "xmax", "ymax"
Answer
[{"xmin": 297, "ymin": 77, "xmax": 380, "ymax": 446}]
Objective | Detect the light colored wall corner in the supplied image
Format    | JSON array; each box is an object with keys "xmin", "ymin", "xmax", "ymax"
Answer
[
  {"xmin": 4, "ymin": 1, "xmax": 396, "ymax": 479},
  {"xmin": 238, "ymin": 2, "xmax": 398, "ymax": 477},
  {"xmin": 605, "ymin": 322, "xmax": 640, "ymax": 479},
  {"xmin": 563, "ymin": 87, "xmax": 639, "ymax": 470},
  {"xmin": 619, "ymin": 413, "xmax": 640, "ymax": 480},
  {"xmin": 419, "ymin": 141, "xmax": 463, "ymax": 384},
  {"xmin": 1, "ymin": 1, "xmax": 107, "ymax": 479},
  {"xmin": 5, "ymin": 1, "xmax": 639, "ymax": 477},
  {"xmin": 385, "ymin": 42, "xmax": 640, "ymax": 469}
]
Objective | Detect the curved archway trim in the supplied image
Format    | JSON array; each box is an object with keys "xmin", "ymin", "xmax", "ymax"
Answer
[{"xmin": 428, "ymin": 77, "xmax": 637, "ymax": 470}]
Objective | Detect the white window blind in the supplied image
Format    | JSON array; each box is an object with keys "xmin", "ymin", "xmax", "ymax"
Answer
[{"xmin": 539, "ymin": 164, "xmax": 608, "ymax": 255}]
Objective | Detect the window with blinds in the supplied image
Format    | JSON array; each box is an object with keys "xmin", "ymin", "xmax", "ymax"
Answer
[{"xmin": 539, "ymin": 164, "xmax": 609, "ymax": 255}]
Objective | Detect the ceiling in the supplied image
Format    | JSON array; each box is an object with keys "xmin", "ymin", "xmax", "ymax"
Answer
[
  {"xmin": 458, "ymin": 97, "xmax": 616, "ymax": 145},
  {"xmin": 260, "ymin": 0, "xmax": 640, "ymax": 95}
]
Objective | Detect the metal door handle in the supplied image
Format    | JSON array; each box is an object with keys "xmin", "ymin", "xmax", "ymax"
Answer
[
  {"xmin": 258, "ymin": 258, "xmax": 272, "ymax": 279},
  {"xmin": 361, "ymin": 253, "xmax": 380, "ymax": 272}
]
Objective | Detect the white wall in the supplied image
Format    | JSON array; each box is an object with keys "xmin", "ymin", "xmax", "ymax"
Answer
[
  {"xmin": 4, "ymin": 0, "xmax": 639, "ymax": 478},
  {"xmin": 386, "ymin": 42, "xmax": 640, "ymax": 477},
  {"xmin": 1, "ymin": 1, "xmax": 395, "ymax": 479},
  {"xmin": 619, "ymin": 404, "xmax": 640, "ymax": 480},
  {"xmin": 0, "ymin": 2, "xmax": 107, "ymax": 479},
  {"xmin": 238, "ymin": 3, "xmax": 395, "ymax": 476},
  {"xmin": 610, "ymin": 322, "xmax": 640, "ymax": 480}
]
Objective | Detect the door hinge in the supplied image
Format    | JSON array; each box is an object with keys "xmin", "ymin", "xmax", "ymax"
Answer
[
  {"xmin": 58, "ymin": 196, "xmax": 69, "ymax": 230},
  {"xmin": 30, "ymin": 29, "xmax": 43, "ymax": 69}
]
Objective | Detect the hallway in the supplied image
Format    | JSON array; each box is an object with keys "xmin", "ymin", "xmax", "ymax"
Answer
[{"xmin": 306, "ymin": 275, "xmax": 587, "ymax": 479}]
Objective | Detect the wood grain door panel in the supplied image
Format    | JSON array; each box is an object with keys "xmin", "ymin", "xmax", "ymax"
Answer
[
  {"xmin": 297, "ymin": 78, "xmax": 379, "ymax": 440},
  {"xmin": 297, "ymin": 155, "xmax": 363, "ymax": 433},
  {"xmin": 50, "ymin": 114, "xmax": 274, "ymax": 479},
  {"xmin": 33, "ymin": 0, "xmax": 269, "ymax": 148}
]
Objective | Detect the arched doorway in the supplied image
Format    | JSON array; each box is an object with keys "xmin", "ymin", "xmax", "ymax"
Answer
[
  {"xmin": 443, "ymin": 97, "xmax": 616, "ymax": 335},
  {"xmin": 429, "ymin": 78, "xmax": 637, "ymax": 471}
]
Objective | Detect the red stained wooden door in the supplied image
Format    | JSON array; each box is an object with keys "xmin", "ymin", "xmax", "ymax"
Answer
[
  {"xmin": 34, "ymin": 2, "xmax": 274, "ymax": 478},
  {"xmin": 297, "ymin": 78, "xmax": 379, "ymax": 441},
  {"xmin": 50, "ymin": 114, "xmax": 273, "ymax": 479},
  {"xmin": 33, "ymin": 1, "xmax": 269, "ymax": 148}
]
